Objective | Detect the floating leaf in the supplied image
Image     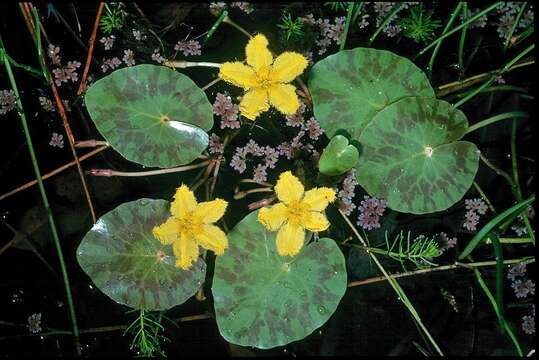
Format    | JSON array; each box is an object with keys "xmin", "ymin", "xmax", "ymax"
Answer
[
  {"xmin": 356, "ymin": 97, "xmax": 479, "ymax": 214},
  {"xmin": 319, "ymin": 134, "xmax": 359, "ymax": 176},
  {"xmin": 77, "ymin": 198, "xmax": 205, "ymax": 310},
  {"xmin": 85, "ymin": 64, "xmax": 213, "ymax": 168},
  {"xmin": 212, "ymin": 210, "xmax": 347, "ymax": 349},
  {"xmin": 309, "ymin": 47, "xmax": 435, "ymax": 140}
]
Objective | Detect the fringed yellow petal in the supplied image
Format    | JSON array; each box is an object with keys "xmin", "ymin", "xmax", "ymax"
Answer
[
  {"xmin": 173, "ymin": 235, "xmax": 199, "ymax": 270},
  {"xmin": 270, "ymin": 52, "xmax": 309, "ymax": 83},
  {"xmin": 219, "ymin": 61, "xmax": 258, "ymax": 90},
  {"xmin": 239, "ymin": 87, "xmax": 270, "ymax": 120},
  {"xmin": 170, "ymin": 184, "xmax": 197, "ymax": 218},
  {"xmin": 274, "ymin": 171, "xmax": 304, "ymax": 205},
  {"xmin": 258, "ymin": 203, "xmax": 288, "ymax": 231},
  {"xmin": 303, "ymin": 212, "xmax": 330, "ymax": 232},
  {"xmin": 268, "ymin": 83, "xmax": 300, "ymax": 115},
  {"xmin": 193, "ymin": 198, "xmax": 228, "ymax": 224},
  {"xmin": 195, "ymin": 224, "xmax": 229, "ymax": 255},
  {"xmin": 245, "ymin": 34, "xmax": 273, "ymax": 71},
  {"xmin": 276, "ymin": 222, "xmax": 305, "ymax": 257},
  {"xmin": 301, "ymin": 187, "xmax": 336, "ymax": 212},
  {"xmin": 152, "ymin": 217, "xmax": 180, "ymax": 245}
]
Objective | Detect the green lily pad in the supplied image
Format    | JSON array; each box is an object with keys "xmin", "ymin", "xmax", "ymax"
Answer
[
  {"xmin": 77, "ymin": 198, "xmax": 206, "ymax": 310},
  {"xmin": 356, "ymin": 97, "xmax": 479, "ymax": 214},
  {"xmin": 319, "ymin": 135, "xmax": 359, "ymax": 176},
  {"xmin": 85, "ymin": 64, "xmax": 213, "ymax": 168},
  {"xmin": 212, "ymin": 210, "xmax": 347, "ymax": 349},
  {"xmin": 309, "ymin": 47, "xmax": 435, "ymax": 140}
]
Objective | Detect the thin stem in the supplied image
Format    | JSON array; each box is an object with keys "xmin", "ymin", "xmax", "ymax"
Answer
[
  {"xmin": 503, "ymin": 2, "xmax": 527, "ymax": 52},
  {"xmin": 233, "ymin": 187, "xmax": 274, "ymax": 200},
  {"xmin": 369, "ymin": 3, "xmax": 404, "ymax": 45},
  {"xmin": 205, "ymin": 10, "xmax": 228, "ymax": 44},
  {"xmin": 339, "ymin": 209, "xmax": 444, "ymax": 356},
  {"xmin": 486, "ymin": 237, "xmax": 533, "ymax": 244},
  {"xmin": 473, "ymin": 267, "xmax": 523, "ymax": 356},
  {"xmin": 2, "ymin": 53, "xmax": 42, "ymax": 77},
  {"xmin": 74, "ymin": 140, "xmax": 109, "ymax": 148},
  {"xmin": 201, "ymin": 77, "xmax": 221, "ymax": 91},
  {"xmin": 348, "ymin": 257, "xmax": 534, "ymax": 287},
  {"xmin": 77, "ymin": 2, "xmax": 104, "ymax": 95},
  {"xmin": 511, "ymin": 118, "xmax": 535, "ymax": 244},
  {"xmin": 340, "ymin": 2, "xmax": 355, "ymax": 51},
  {"xmin": 427, "ymin": 2, "xmax": 464, "ymax": 78},
  {"xmin": 458, "ymin": 3, "xmax": 468, "ymax": 77},
  {"xmin": 478, "ymin": 152, "xmax": 518, "ymax": 196},
  {"xmin": 0, "ymin": 33, "xmax": 81, "ymax": 356},
  {"xmin": 164, "ymin": 60, "xmax": 221, "ymax": 69},
  {"xmin": 417, "ymin": 2, "xmax": 503, "ymax": 57},
  {"xmin": 22, "ymin": 5, "xmax": 98, "ymax": 223},
  {"xmin": 223, "ymin": 15, "xmax": 252, "ymax": 39},
  {"xmin": 0, "ymin": 145, "xmax": 109, "ymax": 201},
  {"xmin": 88, "ymin": 160, "xmax": 210, "ymax": 177},
  {"xmin": 465, "ymin": 111, "xmax": 528, "ymax": 134},
  {"xmin": 473, "ymin": 181, "xmax": 496, "ymax": 214},
  {"xmin": 436, "ymin": 60, "xmax": 534, "ymax": 97}
]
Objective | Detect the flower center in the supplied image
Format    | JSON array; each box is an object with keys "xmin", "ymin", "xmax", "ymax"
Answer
[
  {"xmin": 255, "ymin": 66, "xmax": 274, "ymax": 89},
  {"xmin": 286, "ymin": 200, "xmax": 310, "ymax": 226},
  {"xmin": 177, "ymin": 214, "xmax": 203, "ymax": 239}
]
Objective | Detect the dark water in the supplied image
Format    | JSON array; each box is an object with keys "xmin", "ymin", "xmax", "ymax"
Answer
[{"xmin": 0, "ymin": 2, "xmax": 534, "ymax": 357}]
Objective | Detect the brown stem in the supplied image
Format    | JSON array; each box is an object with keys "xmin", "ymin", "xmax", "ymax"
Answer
[
  {"xmin": 74, "ymin": 140, "xmax": 109, "ymax": 148},
  {"xmin": 21, "ymin": 3, "xmax": 98, "ymax": 223},
  {"xmin": 347, "ymin": 257, "xmax": 535, "ymax": 288},
  {"xmin": 76, "ymin": 2, "xmax": 104, "ymax": 95},
  {"xmin": 0, "ymin": 145, "xmax": 109, "ymax": 201},
  {"xmin": 87, "ymin": 161, "xmax": 210, "ymax": 177}
]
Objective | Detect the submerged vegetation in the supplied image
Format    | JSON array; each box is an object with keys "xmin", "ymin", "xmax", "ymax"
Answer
[{"xmin": 0, "ymin": 2, "xmax": 535, "ymax": 357}]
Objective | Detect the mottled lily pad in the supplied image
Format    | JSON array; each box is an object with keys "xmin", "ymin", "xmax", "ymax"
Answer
[
  {"xmin": 85, "ymin": 64, "xmax": 213, "ymax": 168},
  {"xmin": 77, "ymin": 198, "xmax": 206, "ymax": 310},
  {"xmin": 309, "ymin": 47, "xmax": 435, "ymax": 140},
  {"xmin": 319, "ymin": 135, "xmax": 359, "ymax": 176},
  {"xmin": 356, "ymin": 97, "xmax": 479, "ymax": 214},
  {"xmin": 212, "ymin": 210, "xmax": 347, "ymax": 349}
]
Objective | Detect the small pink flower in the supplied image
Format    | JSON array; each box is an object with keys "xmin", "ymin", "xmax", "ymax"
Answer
[
  {"xmin": 252, "ymin": 164, "xmax": 268, "ymax": 183},
  {"xmin": 49, "ymin": 132, "xmax": 64, "ymax": 148},
  {"xmin": 47, "ymin": 44, "xmax": 61, "ymax": 65},
  {"xmin": 151, "ymin": 49, "xmax": 165, "ymax": 63},
  {"xmin": 174, "ymin": 40, "xmax": 202, "ymax": 56},
  {"xmin": 357, "ymin": 195, "xmax": 388, "ymax": 230},
  {"xmin": 208, "ymin": 133, "xmax": 224, "ymax": 155},
  {"xmin": 230, "ymin": 154, "xmax": 247, "ymax": 173},
  {"xmin": 0, "ymin": 89, "xmax": 16, "ymax": 115},
  {"xmin": 465, "ymin": 198, "xmax": 488, "ymax": 215},
  {"xmin": 122, "ymin": 49, "xmax": 136, "ymax": 66},
  {"xmin": 462, "ymin": 210, "xmax": 480, "ymax": 231},
  {"xmin": 306, "ymin": 117, "xmax": 324, "ymax": 140},
  {"xmin": 99, "ymin": 36, "xmax": 115, "ymax": 50}
]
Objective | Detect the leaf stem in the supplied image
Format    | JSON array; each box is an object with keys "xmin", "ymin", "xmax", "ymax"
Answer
[
  {"xmin": 88, "ymin": 160, "xmax": 210, "ymax": 177},
  {"xmin": 465, "ymin": 111, "xmax": 528, "ymax": 135},
  {"xmin": 339, "ymin": 209, "xmax": 444, "ymax": 356},
  {"xmin": 0, "ymin": 33, "xmax": 81, "ymax": 356},
  {"xmin": 369, "ymin": 3, "xmax": 404, "ymax": 45},
  {"xmin": 339, "ymin": 2, "xmax": 355, "ymax": 51}
]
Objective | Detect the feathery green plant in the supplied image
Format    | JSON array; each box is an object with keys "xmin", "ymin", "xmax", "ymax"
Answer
[
  {"xmin": 399, "ymin": 4, "xmax": 441, "ymax": 44},
  {"xmin": 100, "ymin": 3, "xmax": 127, "ymax": 34},
  {"xmin": 277, "ymin": 12, "xmax": 305, "ymax": 42},
  {"xmin": 124, "ymin": 310, "xmax": 169, "ymax": 357}
]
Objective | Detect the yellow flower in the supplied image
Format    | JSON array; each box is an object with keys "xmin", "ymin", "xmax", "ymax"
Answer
[
  {"xmin": 258, "ymin": 171, "xmax": 336, "ymax": 257},
  {"xmin": 218, "ymin": 34, "xmax": 309, "ymax": 121},
  {"xmin": 152, "ymin": 185, "xmax": 228, "ymax": 270}
]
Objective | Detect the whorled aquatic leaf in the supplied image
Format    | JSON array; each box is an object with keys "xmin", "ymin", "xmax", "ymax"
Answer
[
  {"xmin": 309, "ymin": 47, "xmax": 435, "ymax": 140},
  {"xmin": 212, "ymin": 210, "xmax": 347, "ymax": 349},
  {"xmin": 85, "ymin": 64, "xmax": 213, "ymax": 168},
  {"xmin": 356, "ymin": 97, "xmax": 479, "ymax": 214},
  {"xmin": 77, "ymin": 198, "xmax": 206, "ymax": 310}
]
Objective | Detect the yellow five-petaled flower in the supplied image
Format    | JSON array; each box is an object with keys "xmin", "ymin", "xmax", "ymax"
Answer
[
  {"xmin": 152, "ymin": 185, "xmax": 229, "ymax": 270},
  {"xmin": 218, "ymin": 34, "xmax": 308, "ymax": 121},
  {"xmin": 258, "ymin": 171, "xmax": 336, "ymax": 257}
]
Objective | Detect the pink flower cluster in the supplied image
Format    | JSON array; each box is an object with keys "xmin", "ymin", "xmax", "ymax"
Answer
[
  {"xmin": 52, "ymin": 61, "xmax": 82, "ymax": 87},
  {"xmin": 301, "ymin": 14, "xmax": 347, "ymax": 55},
  {"xmin": 151, "ymin": 49, "xmax": 165, "ymax": 64},
  {"xmin": 101, "ymin": 57, "xmax": 122, "ymax": 73},
  {"xmin": 208, "ymin": 133, "xmax": 224, "ymax": 155},
  {"xmin": 462, "ymin": 198, "xmax": 488, "ymax": 231},
  {"xmin": 230, "ymin": 140, "xmax": 280, "ymax": 183},
  {"xmin": 522, "ymin": 305, "xmax": 535, "ymax": 335},
  {"xmin": 49, "ymin": 132, "xmax": 64, "ymax": 148},
  {"xmin": 47, "ymin": 44, "xmax": 61, "ymax": 65},
  {"xmin": 99, "ymin": 35, "xmax": 115, "ymax": 50},
  {"xmin": 174, "ymin": 40, "xmax": 202, "ymax": 56},
  {"xmin": 337, "ymin": 169, "xmax": 358, "ymax": 215},
  {"xmin": 357, "ymin": 195, "xmax": 388, "ymax": 230},
  {"xmin": 0, "ymin": 89, "xmax": 16, "ymax": 115},
  {"xmin": 213, "ymin": 93, "xmax": 240, "ymax": 129},
  {"xmin": 438, "ymin": 232, "xmax": 458, "ymax": 252}
]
